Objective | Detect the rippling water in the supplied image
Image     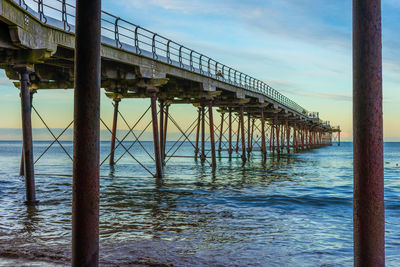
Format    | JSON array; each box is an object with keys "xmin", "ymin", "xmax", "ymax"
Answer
[{"xmin": 0, "ymin": 141, "xmax": 399, "ymax": 266}]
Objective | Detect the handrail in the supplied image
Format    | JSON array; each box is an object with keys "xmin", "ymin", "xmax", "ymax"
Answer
[{"xmin": 13, "ymin": 0, "xmax": 331, "ymax": 123}]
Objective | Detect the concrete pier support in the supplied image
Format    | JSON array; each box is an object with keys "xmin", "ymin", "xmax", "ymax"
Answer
[
  {"xmin": 208, "ymin": 101, "xmax": 216, "ymax": 170},
  {"xmin": 72, "ymin": 0, "xmax": 101, "ymax": 265},
  {"xmin": 149, "ymin": 90, "xmax": 163, "ymax": 178},
  {"xmin": 17, "ymin": 67, "xmax": 36, "ymax": 204},
  {"xmin": 353, "ymin": 0, "xmax": 384, "ymax": 265},
  {"xmin": 109, "ymin": 98, "xmax": 120, "ymax": 166}
]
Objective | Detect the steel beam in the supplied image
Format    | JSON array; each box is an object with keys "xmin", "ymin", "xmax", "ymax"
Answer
[
  {"xmin": 286, "ymin": 120, "xmax": 290, "ymax": 153},
  {"xmin": 195, "ymin": 108, "xmax": 200, "ymax": 159},
  {"xmin": 159, "ymin": 100, "xmax": 164, "ymax": 164},
  {"xmin": 72, "ymin": 0, "xmax": 101, "ymax": 265},
  {"xmin": 109, "ymin": 98, "xmax": 120, "ymax": 166},
  {"xmin": 261, "ymin": 108, "xmax": 266, "ymax": 160},
  {"xmin": 200, "ymin": 105, "xmax": 206, "ymax": 162},
  {"xmin": 228, "ymin": 108, "xmax": 232, "ymax": 159},
  {"xmin": 240, "ymin": 106, "xmax": 246, "ymax": 163},
  {"xmin": 353, "ymin": 0, "xmax": 384, "ymax": 265}
]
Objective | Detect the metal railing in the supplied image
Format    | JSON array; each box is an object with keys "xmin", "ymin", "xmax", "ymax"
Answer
[{"xmin": 16, "ymin": 0, "xmax": 314, "ymax": 117}]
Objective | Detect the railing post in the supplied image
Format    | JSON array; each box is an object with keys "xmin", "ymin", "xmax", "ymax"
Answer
[
  {"xmin": 353, "ymin": 0, "xmax": 384, "ymax": 265},
  {"xmin": 109, "ymin": 98, "xmax": 120, "ymax": 166},
  {"xmin": 72, "ymin": 0, "xmax": 101, "ymax": 265}
]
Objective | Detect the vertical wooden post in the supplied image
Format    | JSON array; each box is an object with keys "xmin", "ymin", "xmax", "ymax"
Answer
[
  {"xmin": 353, "ymin": 0, "xmax": 384, "ymax": 265},
  {"xmin": 109, "ymin": 98, "xmax": 120, "ymax": 166}
]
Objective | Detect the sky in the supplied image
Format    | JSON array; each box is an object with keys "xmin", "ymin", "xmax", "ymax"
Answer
[{"xmin": 0, "ymin": 0, "xmax": 399, "ymax": 141}]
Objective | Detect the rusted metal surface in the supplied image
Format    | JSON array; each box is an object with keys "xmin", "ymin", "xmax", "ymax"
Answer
[
  {"xmin": 72, "ymin": 0, "xmax": 101, "ymax": 265},
  {"xmin": 208, "ymin": 101, "xmax": 217, "ymax": 170},
  {"xmin": 353, "ymin": 0, "xmax": 384, "ymax": 265},
  {"xmin": 149, "ymin": 90, "xmax": 163, "ymax": 178},
  {"xmin": 17, "ymin": 67, "xmax": 36, "ymax": 205},
  {"xmin": 195, "ymin": 108, "xmax": 200, "ymax": 159},
  {"xmin": 109, "ymin": 98, "xmax": 120, "ymax": 166},
  {"xmin": 228, "ymin": 108, "xmax": 232, "ymax": 158},
  {"xmin": 261, "ymin": 109, "xmax": 266, "ymax": 159},
  {"xmin": 200, "ymin": 105, "xmax": 206, "ymax": 162},
  {"xmin": 239, "ymin": 106, "xmax": 246, "ymax": 163}
]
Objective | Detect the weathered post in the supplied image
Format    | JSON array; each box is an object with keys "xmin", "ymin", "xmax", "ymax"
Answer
[
  {"xmin": 247, "ymin": 113, "xmax": 251, "ymax": 153},
  {"xmin": 293, "ymin": 123, "xmax": 297, "ymax": 152},
  {"xmin": 240, "ymin": 106, "xmax": 246, "ymax": 163},
  {"xmin": 19, "ymin": 90, "xmax": 34, "ymax": 177},
  {"xmin": 162, "ymin": 104, "xmax": 169, "ymax": 163},
  {"xmin": 109, "ymin": 98, "xmax": 120, "ymax": 166},
  {"xmin": 228, "ymin": 108, "xmax": 232, "ymax": 159},
  {"xmin": 200, "ymin": 105, "xmax": 206, "ymax": 162},
  {"xmin": 72, "ymin": 0, "xmax": 101, "ymax": 265},
  {"xmin": 250, "ymin": 118, "xmax": 255, "ymax": 153},
  {"xmin": 149, "ymin": 90, "xmax": 163, "ymax": 178},
  {"xmin": 286, "ymin": 120, "xmax": 290, "ymax": 153},
  {"xmin": 353, "ymin": 0, "xmax": 384, "ymax": 265},
  {"xmin": 274, "ymin": 114, "xmax": 280, "ymax": 154},
  {"xmin": 218, "ymin": 111, "xmax": 224, "ymax": 153},
  {"xmin": 236, "ymin": 114, "xmax": 240, "ymax": 153},
  {"xmin": 208, "ymin": 101, "xmax": 217, "ymax": 170},
  {"xmin": 195, "ymin": 107, "xmax": 201, "ymax": 159},
  {"xmin": 159, "ymin": 100, "xmax": 164, "ymax": 163},
  {"xmin": 16, "ymin": 67, "xmax": 36, "ymax": 204},
  {"xmin": 261, "ymin": 108, "xmax": 266, "ymax": 160}
]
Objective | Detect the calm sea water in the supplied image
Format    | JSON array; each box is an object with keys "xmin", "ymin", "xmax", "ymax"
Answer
[{"xmin": 0, "ymin": 141, "xmax": 399, "ymax": 266}]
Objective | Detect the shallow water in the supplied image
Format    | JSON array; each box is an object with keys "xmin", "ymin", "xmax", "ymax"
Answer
[{"xmin": 0, "ymin": 141, "xmax": 399, "ymax": 266}]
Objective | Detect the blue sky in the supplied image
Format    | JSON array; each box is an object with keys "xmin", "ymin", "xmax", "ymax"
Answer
[{"xmin": 0, "ymin": 0, "xmax": 399, "ymax": 140}]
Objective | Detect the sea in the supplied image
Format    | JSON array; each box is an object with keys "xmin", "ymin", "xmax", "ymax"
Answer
[{"xmin": 0, "ymin": 141, "xmax": 399, "ymax": 266}]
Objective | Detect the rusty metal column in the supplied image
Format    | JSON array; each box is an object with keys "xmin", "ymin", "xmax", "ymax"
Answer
[
  {"xmin": 200, "ymin": 105, "xmax": 206, "ymax": 162},
  {"xmin": 72, "ymin": 0, "xmax": 101, "ymax": 265},
  {"xmin": 338, "ymin": 131, "xmax": 341, "ymax": 146},
  {"xmin": 274, "ymin": 115, "xmax": 280, "ymax": 154},
  {"xmin": 218, "ymin": 112, "xmax": 225, "ymax": 153},
  {"xmin": 159, "ymin": 100, "xmax": 164, "ymax": 163},
  {"xmin": 109, "ymin": 98, "xmax": 120, "ymax": 166},
  {"xmin": 228, "ymin": 108, "xmax": 232, "ymax": 159},
  {"xmin": 353, "ymin": 0, "xmax": 384, "ymax": 265},
  {"xmin": 19, "ymin": 90, "xmax": 34, "ymax": 177},
  {"xmin": 239, "ymin": 106, "xmax": 246, "ymax": 163},
  {"xmin": 286, "ymin": 120, "xmax": 290, "ymax": 153},
  {"xmin": 261, "ymin": 109, "xmax": 266, "ymax": 160},
  {"xmin": 293, "ymin": 123, "xmax": 297, "ymax": 152},
  {"xmin": 247, "ymin": 113, "xmax": 251, "ymax": 153},
  {"xmin": 195, "ymin": 108, "xmax": 201, "ymax": 159},
  {"xmin": 236, "ymin": 114, "xmax": 240, "ymax": 153},
  {"xmin": 162, "ymin": 104, "xmax": 169, "ymax": 164},
  {"xmin": 269, "ymin": 121, "xmax": 273, "ymax": 151},
  {"xmin": 208, "ymin": 101, "xmax": 217, "ymax": 170},
  {"xmin": 150, "ymin": 90, "xmax": 163, "ymax": 178},
  {"xmin": 17, "ymin": 67, "xmax": 36, "ymax": 204},
  {"xmin": 250, "ymin": 118, "xmax": 255, "ymax": 153}
]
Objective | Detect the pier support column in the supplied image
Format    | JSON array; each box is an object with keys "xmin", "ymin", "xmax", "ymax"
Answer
[
  {"xmin": 162, "ymin": 104, "xmax": 169, "ymax": 164},
  {"xmin": 16, "ymin": 67, "xmax": 36, "ymax": 205},
  {"xmin": 236, "ymin": 115, "xmax": 240, "ymax": 153},
  {"xmin": 19, "ymin": 89, "xmax": 35, "ymax": 177},
  {"xmin": 195, "ymin": 108, "xmax": 201, "ymax": 159},
  {"xmin": 159, "ymin": 100, "xmax": 164, "ymax": 164},
  {"xmin": 269, "ymin": 121, "xmax": 273, "ymax": 151},
  {"xmin": 250, "ymin": 118, "xmax": 255, "ymax": 153},
  {"xmin": 247, "ymin": 113, "xmax": 251, "ymax": 153},
  {"xmin": 109, "ymin": 98, "xmax": 120, "ymax": 166},
  {"xmin": 208, "ymin": 101, "xmax": 217, "ymax": 170},
  {"xmin": 274, "ymin": 114, "xmax": 280, "ymax": 154},
  {"xmin": 200, "ymin": 105, "xmax": 206, "ymax": 162},
  {"xmin": 149, "ymin": 90, "xmax": 163, "ymax": 178},
  {"xmin": 218, "ymin": 111, "xmax": 225, "ymax": 153},
  {"xmin": 228, "ymin": 108, "xmax": 232, "ymax": 159},
  {"xmin": 286, "ymin": 120, "xmax": 290, "ymax": 153},
  {"xmin": 338, "ymin": 131, "xmax": 341, "ymax": 146},
  {"xmin": 261, "ymin": 108, "xmax": 266, "ymax": 160},
  {"xmin": 240, "ymin": 106, "xmax": 246, "ymax": 163},
  {"xmin": 353, "ymin": 0, "xmax": 384, "ymax": 265},
  {"xmin": 72, "ymin": 0, "xmax": 101, "ymax": 265},
  {"xmin": 293, "ymin": 123, "xmax": 297, "ymax": 152}
]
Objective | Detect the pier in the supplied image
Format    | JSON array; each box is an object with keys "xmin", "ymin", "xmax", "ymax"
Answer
[{"xmin": 0, "ymin": 0, "xmax": 384, "ymax": 266}]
